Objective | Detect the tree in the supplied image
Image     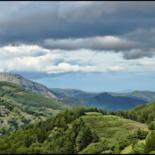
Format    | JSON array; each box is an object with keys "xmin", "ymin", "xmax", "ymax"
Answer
[
  {"xmin": 75, "ymin": 124, "xmax": 97, "ymax": 152},
  {"xmin": 133, "ymin": 128, "xmax": 148, "ymax": 140},
  {"xmin": 148, "ymin": 121, "xmax": 155, "ymax": 130}
]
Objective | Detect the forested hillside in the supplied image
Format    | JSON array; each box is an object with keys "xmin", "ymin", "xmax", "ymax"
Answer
[
  {"xmin": 1, "ymin": 107, "xmax": 154, "ymax": 154},
  {"xmin": 1, "ymin": 81, "xmax": 155, "ymax": 154},
  {"xmin": 114, "ymin": 101, "xmax": 155, "ymax": 124},
  {"xmin": 0, "ymin": 81, "xmax": 69, "ymax": 135}
]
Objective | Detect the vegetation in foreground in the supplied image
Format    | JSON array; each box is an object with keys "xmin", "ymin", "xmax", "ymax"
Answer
[{"xmin": 0, "ymin": 106, "xmax": 155, "ymax": 154}]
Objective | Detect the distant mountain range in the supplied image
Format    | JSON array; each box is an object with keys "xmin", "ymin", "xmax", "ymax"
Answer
[
  {"xmin": 0, "ymin": 72, "xmax": 155, "ymax": 111},
  {"xmin": 51, "ymin": 88, "xmax": 155, "ymax": 111}
]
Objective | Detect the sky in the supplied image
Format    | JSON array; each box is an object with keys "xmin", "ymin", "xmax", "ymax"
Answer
[{"xmin": 0, "ymin": 1, "xmax": 155, "ymax": 92}]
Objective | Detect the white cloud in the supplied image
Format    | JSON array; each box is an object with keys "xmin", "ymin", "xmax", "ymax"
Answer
[
  {"xmin": 0, "ymin": 44, "xmax": 155, "ymax": 74},
  {"xmin": 0, "ymin": 44, "xmax": 48, "ymax": 59}
]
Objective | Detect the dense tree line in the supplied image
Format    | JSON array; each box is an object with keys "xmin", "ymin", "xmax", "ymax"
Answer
[
  {"xmin": 110, "ymin": 102, "xmax": 155, "ymax": 124},
  {"xmin": 0, "ymin": 108, "xmax": 99, "ymax": 154},
  {"xmin": 1, "ymin": 103, "xmax": 155, "ymax": 154}
]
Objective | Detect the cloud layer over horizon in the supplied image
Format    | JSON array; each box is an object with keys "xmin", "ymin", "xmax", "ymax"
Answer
[{"xmin": 0, "ymin": 1, "xmax": 155, "ymax": 79}]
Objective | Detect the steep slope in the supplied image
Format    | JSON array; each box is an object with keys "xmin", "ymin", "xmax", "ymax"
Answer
[
  {"xmin": 0, "ymin": 72, "xmax": 56, "ymax": 99},
  {"xmin": 0, "ymin": 108, "xmax": 149, "ymax": 154},
  {"xmin": 51, "ymin": 88, "xmax": 147, "ymax": 111},
  {"xmin": 0, "ymin": 81, "xmax": 69, "ymax": 135}
]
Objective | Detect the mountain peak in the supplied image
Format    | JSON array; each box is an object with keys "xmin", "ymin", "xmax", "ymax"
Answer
[
  {"xmin": 0, "ymin": 72, "xmax": 57, "ymax": 99},
  {"xmin": 0, "ymin": 72, "xmax": 24, "ymax": 81}
]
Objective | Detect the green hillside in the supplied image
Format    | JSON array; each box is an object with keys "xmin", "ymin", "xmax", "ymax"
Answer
[
  {"xmin": 0, "ymin": 108, "xmax": 151, "ymax": 154},
  {"xmin": 0, "ymin": 81, "xmax": 69, "ymax": 135},
  {"xmin": 115, "ymin": 101, "xmax": 155, "ymax": 124},
  {"xmin": 1, "ymin": 81, "xmax": 155, "ymax": 154},
  {"xmin": 128, "ymin": 101, "xmax": 155, "ymax": 123}
]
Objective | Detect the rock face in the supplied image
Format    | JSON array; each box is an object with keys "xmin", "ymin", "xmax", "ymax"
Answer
[{"xmin": 0, "ymin": 72, "xmax": 57, "ymax": 99}]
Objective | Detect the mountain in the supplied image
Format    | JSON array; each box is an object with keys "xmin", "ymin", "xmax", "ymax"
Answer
[
  {"xmin": 129, "ymin": 91, "xmax": 155, "ymax": 102},
  {"xmin": 0, "ymin": 73, "xmax": 153, "ymax": 111},
  {"xmin": 51, "ymin": 88, "xmax": 148, "ymax": 111},
  {"xmin": 111, "ymin": 91, "xmax": 155, "ymax": 102},
  {"xmin": 0, "ymin": 72, "xmax": 56, "ymax": 99},
  {"xmin": 0, "ymin": 81, "xmax": 69, "ymax": 135},
  {"xmin": 0, "ymin": 108, "xmax": 150, "ymax": 154},
  {"xmin": 94, "ymin": 92, "xmax": 146, "ymax": 110},
  {"xmin": 51, "ymin": 88, "xmax": 97, "ymax": 106}
]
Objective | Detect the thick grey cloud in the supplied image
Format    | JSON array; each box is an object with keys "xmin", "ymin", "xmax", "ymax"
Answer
[
  {"xmin": 0, "ymin": 2, "xmax": 155, "ymax": 41},
  {"xmin": 0, "ymin": 2, "xmax": 155, "ymax": 59},
  {"xmin": 43, "ymin": 36, "xmax": 136, "ymax": 51},
  {"xmin": 122, "ymin": 49, "xmax": 155, "ymax": 60}
]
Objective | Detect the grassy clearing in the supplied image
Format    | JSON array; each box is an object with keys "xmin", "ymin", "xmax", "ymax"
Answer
[
  {"xmin": 82, "ymin": 112, "xmax": 148, "ymax": 139},
  {"xmin": 80, "ymin": 112, "xmax": 148, "ymax": 154}
]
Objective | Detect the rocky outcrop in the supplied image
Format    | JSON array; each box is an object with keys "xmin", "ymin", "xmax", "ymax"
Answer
[{"xmin": 0, "ymin": 72, "xmax": 57, "ymax": 99}]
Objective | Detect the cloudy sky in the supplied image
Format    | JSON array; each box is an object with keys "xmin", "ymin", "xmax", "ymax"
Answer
[{"xmin": 0, "ymin": 1, "xmax": 155, "ymax": 92}]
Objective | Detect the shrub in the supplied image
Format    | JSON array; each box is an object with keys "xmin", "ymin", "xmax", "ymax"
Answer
[
  {"xmin": 148, "ymin": 121, "xmax": 155, "ymax": 130},
  {"xmin": 145, "ymin": 131, "xmax": 155, "ymax": 153}
]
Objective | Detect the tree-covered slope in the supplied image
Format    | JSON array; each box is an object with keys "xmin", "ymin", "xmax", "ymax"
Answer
[
  {"xmin": 0, "ymin": 81, "xmax": 69, "ymax": 135},
  {"xmin": 0, "ymin": 108, "xmax": 150, "ymax": 154},
  {"xmin": 108, "ymin": 101, "xmax": 155, "ymax": 154},
  {"xmin": 128, "ymin": 101, "xmax": 155, "ymax": 123},
  {"xmin": 115, "ymin": 101, "xmax": 155, "ymax": 124}
]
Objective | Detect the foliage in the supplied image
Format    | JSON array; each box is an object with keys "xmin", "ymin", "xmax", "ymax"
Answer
[
  {"xmin": 133, "ymin": 128, "xmax": 148, "ymax": 140},
  {"xmin": 132, "ymin": 140, "xmax": 146, "ymax": 154},
  {"xmin": 0, "ymin": 108, "xmax": 99, "ymax": 154},
  {"xmin": 148, "ymin": 121, "xmax": 155, "ymax": 130},
  {"xmin": 0, "ymin": 81, "xmax": 69, "ymax": 135},
  {"xmin": 113, "ymin": 101, "xmax": 155, "ymax": 124},
  {"xmin": 145, "ymin": 131, "xmax": 155, "ymax": 153}
]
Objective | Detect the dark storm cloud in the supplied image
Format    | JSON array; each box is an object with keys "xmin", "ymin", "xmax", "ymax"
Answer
[
  {"xmin": 0, "ymin": 1, "xmax": 155, "ymax": 59},
  {"xmin": 122, "ymin": 49, "xmax": 155, "ymax": 60}
]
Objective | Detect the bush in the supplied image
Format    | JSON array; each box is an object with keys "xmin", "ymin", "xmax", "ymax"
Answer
[
  {"xmin": 133, "ymin": 128, "xmax": 148, "ymax": 140},
  {"xmin": 145, "ymin": 131, "xmax": 155, "ymax": 153},
  {"xmin": 132, "ymin": 141, "xmax": 145, "ymax": 154},
  {"xmin": 148, "ymin": 121, "xmax": 155, "ymax": 130}
]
